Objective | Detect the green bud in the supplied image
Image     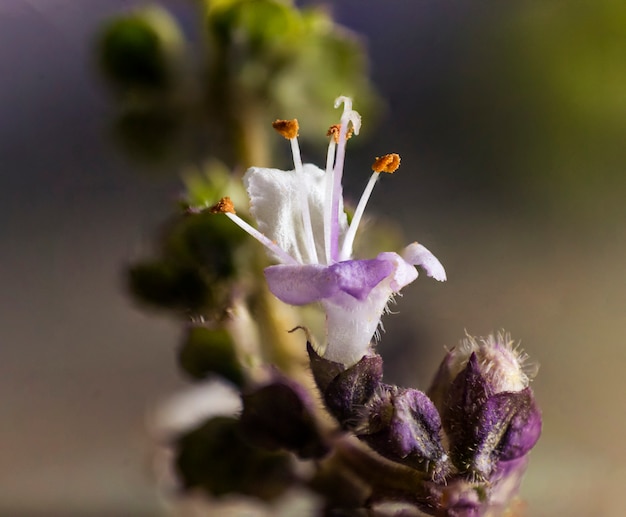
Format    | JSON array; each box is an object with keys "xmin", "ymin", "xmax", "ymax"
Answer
[
  {"xmin": 182, "ymin": 161, "xmax": 248, "ymax": 212},
  {"xmin": 175, "ymin": 416, "xmax": 294, "ymax": 500},
  {"xmin": 209, "ymin": 0, "xmax": 299, "ymax": 50},
  {"xmin": 164, "ymin": 211, "xmax": 247, "ymax": 280},
  {"xmin": 178, "ymin": 326, "xmax": 244, "ymax": 387},
  {"xmin": 98, "ymin": 6, "xmax": 185, "ymax": 93},
  {"xmin": 127, "ymin": 260, "xmax": 209, "ymax": 312}
]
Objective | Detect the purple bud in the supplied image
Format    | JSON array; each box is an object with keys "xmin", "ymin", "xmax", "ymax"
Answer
[
  {"xmin": 360, "ymin": 386, "xmax": 450, "ymax": 480},
  {"xmin": 323, "ymin": 353, "xmax": 383, "ymax": 427},
  {"xmin": 443, "ymin": 352, "xmax": 491, "ymax": 423},
  {"xmin": 498, "ymin": 388, "xmax": 542, "ymax": 461},
  {"xmin": 434, "ymin": 334, "xmax": 542, "ymax": 481},
  {"xmin": 459, "ymin": 389, "xmax": 525, "ymax": 478},
  {"xmin": 428, "ymin": 332, "xmax": 536, "ymax": 412}
]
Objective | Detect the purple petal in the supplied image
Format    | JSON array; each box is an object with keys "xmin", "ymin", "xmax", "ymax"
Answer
[
  {"xmin": 329, "ymin": 259, "xmax": 394, "ymax": 300},
  {"xmin": 402, "ymin": 242, "xmax": 447, "ymax": 281},
  {"xmin": 264, "ymin": 264, "xmax": 340, "ymax": 305},
  {"xmin": 265, "ymin": 259, "xmax": 395, "ymax": 306}
]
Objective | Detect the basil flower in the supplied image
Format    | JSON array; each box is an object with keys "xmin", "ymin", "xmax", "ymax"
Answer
[{"xmin": 212, "ymin": 97, "xmax": 445, "ymax": 366}]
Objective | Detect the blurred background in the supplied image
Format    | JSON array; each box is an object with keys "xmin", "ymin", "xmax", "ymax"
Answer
[{"xmin": 1, "ymin": 0, "xmax": 625, "ymax": 515}]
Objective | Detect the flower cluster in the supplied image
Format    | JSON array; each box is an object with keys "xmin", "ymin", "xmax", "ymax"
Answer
[
  {"xmin": 212, "ymin": 96, "xmax": 446, "ymax": 366},
  {"xmin": 206, "ymin": 98, "xmax": 541, "ymax": 516}
]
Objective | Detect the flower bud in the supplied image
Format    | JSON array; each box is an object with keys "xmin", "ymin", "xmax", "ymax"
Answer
[
  {"xmin": 98, "ymin": 7, "xmax": 185, "ymax": 93},
  {"xmin": 428, "ymin": 332, "xmax": 535, "ymax": 409},
  {"xmin": 320, "ymin": 351, "xmax": 383, "ymax": 428},
  {"xmin": 359, "ymin": 386, "xmax": 450, "ymax": 480},
  {"xmin": 240, "ymin": 377, "xmax": 329, "ymax": 459},
  {"xmin": 430, "ymin": 333, "xmax": 541, "ymax": 480}
]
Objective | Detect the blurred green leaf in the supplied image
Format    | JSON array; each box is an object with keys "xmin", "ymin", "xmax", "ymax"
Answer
[
  {"xmin": 98, "ymin": 6, "xmax": 185, "ymax": 93},
  {"xmin": 271, "ymin": 7, "xmax": 379, "ymax": 139},
  {"xmin": 179, "ymin": 326, "xmax": 244, "ymax": 386},
  {"xmin": 163, "ymin": 210, "xmax": 247, "ymax": 279},
  {"xmin": 99, "ymin": 0, "xmax": 379, "ymax": 169},
  {"xmin": 175, "ymin": 416, "xmax": 294, "ymax": 499},
  {"xmin": 127, "ymin": 260, "xmax": 210, "ymax": 312},
  {"xmin": 240, "ymin": 379, "xmax": 329, "ymax": 458},
  {"xmin": 181, "ymin": 161, "xmax": 248, "ymax": 210}
]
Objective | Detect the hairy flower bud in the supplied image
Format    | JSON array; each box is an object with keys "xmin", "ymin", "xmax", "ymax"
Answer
[
  {"xmin": 322, "ymin": 352, "xmax": 383, "ymax": 428},
  {"xmin": 425, "ymin": 332, "xmax": 541, "ymax": 514},
  {"xmin": 360, "ymin": 386, "xmax": 450, "ymax": 480}
]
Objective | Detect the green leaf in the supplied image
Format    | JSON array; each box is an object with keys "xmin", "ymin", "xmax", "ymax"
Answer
[
  {"xmin": 98, "ymin": 7, "xmax": 185, "ymax": 93},
  {"xmin": 178, "ymin": 326, "xmax": 244, "ymax": 386},
  {"xmin": 127, "ymin": 260, "xmax": 210, "ymax": 312},
  {"xmin": 175, "ymin": 416, "xmax": 294, "ymax": 499}
]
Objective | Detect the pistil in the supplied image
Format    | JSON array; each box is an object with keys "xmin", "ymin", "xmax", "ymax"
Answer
[{"xmin": 329, "ymin": 97, "xmax": 361, "ymax": 262}]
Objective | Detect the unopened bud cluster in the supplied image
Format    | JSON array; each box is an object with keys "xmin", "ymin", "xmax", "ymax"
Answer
[{"xmin": 308, "ymin": 332, "xmax": 541, "ymax": 515}]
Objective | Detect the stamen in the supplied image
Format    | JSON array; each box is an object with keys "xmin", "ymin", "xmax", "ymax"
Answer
[
  {"xmin": 273, "ymin": 118, "xmax": 318, "ymax": 263},
  {"xmin": 327, "ymin": 124, "xmax": 353, "ymax": 144},
  {"xmin": 339, "ymin": 154, "xmax": 401, "ymax": 261},
  {"xmin": 372, "ymin": 153, "xmax": 401, "ymax": 174},
  {"xmin": 272, "ymin": 119, "xmax": 299, "ymax": 140},
  {"xmin": 210, "ymin": 197, "xmax": 298, "ymax": 265},
  {"xmin": 339, "ymin": 172, "xmax": 378, "ymax": 260},
  {"xmin": 289, "ymin": 135, "xmax": 318, "ymax": 264},
  {"xmin": 272, "ymin": 118, "xmax": 319, "ymax": 264},
  {"xmin": 209, "ymin": 196, "xmax": 236, "ymax": 214}
]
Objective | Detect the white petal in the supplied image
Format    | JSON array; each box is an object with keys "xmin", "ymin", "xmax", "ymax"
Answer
[
  {"xmin": 323, "ymin": 291, "xmax": 388, "ymax": 366},
  {"xmin": 321, "ymin": 253, "xmax": 418, "ymax": 366},
  {"xmin": 244, "ymin": 164, "xmax": 348, "ymax": 264},
  {"xmin": 402, "ymin": 242, "xmax": 447, "ymax": 282},
  {"xmin": 376, "ymin": 251, "xmax": 419, "ymax": 291}
]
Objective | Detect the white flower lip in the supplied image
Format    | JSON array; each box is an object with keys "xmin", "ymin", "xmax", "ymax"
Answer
[{"xmin": 224, "ymin": 97, "xmax": 446, "ymax": 365}]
